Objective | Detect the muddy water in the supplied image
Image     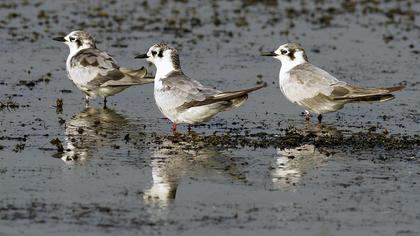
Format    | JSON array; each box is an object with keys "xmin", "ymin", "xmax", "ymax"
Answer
[{"xmin": 0, "ymin": 1, "xmax": 419, "ymax": 235}]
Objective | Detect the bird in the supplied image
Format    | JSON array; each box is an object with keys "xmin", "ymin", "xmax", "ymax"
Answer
[
  {"xmin": 53, "ymin": 30, "xmax": 154, "ymax": 107},
  {"xmin": 261, "ymin": 43, "xmax": 404, "ymax": 123},
  {"xmin": 135, "ymin": 43, "xmax": 266, "ymax": 132}
]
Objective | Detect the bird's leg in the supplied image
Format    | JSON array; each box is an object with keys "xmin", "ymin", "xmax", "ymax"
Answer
[
  {"xmin": 171, "ymin": 123, "xmax": 177, "ymax": 133},
  {"xmin": 304, "ymin": 110, "xmax": 312, "ymax": 122},
  {"xmin": 103, "ymin": 97, "xmax": 107, "ymax": 109},
  {"xmin": 84, "ymin": 95, "xmax": 90, "ymax": 108},
  {"xmin": 317, "ymin": 114, "xmax": 323, "ymax": 123},
  {"xmin": 188, "ymin": 125, "xmax": 192, "ymax": 133}
]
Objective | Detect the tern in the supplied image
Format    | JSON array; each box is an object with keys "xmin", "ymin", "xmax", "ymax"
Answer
[
  {"xmin": 262, "ymin": 43, "xmax": 404, "ymax": 122},
  {"xmin": 135, "ymin": 43, "xmax": 265, "ymax": 132},
  {"xmin": 53, "ymin": 30, "xmax": 153, "ymax": 107}
]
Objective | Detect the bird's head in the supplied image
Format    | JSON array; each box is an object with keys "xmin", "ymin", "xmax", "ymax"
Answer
[
  {"xmin": 261, "ymin": 43, "xmax": 308, "ymax": 66},
  {"xmin": 53, "ymin": 30, "xmax": 96, "ymax": 53},
  {"xmin": 135, "ymin": 43, "xmax": 181, "ymax": 72}
]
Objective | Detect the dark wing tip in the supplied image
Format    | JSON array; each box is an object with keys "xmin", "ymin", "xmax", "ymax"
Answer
[
  {"xmin": 253, "ymin": 82, "xmax": 267, "ymax": 90},
  {"xmin": 386, "ymin": 85, "xmax": 405, "ymax": 93}
]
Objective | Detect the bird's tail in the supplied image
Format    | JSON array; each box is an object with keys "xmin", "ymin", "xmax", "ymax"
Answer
[
  {"xmin": 215, "ymin": 82, "xmax": 267, "ymax": 110},
  {"xmin": 213, "ymin": 82, "xmax": 267, "ymax": 104},
  {"xmin": 177, "ymin": 82, "xmax": 266, "ymax": 110},
  {"xmin": 348, "ymin": 94, "xmax": 395, "ymax": 102},
  {"xmin": 119, "ymin": 66, "xmax": 154, "ymax": 85},
  {"xmin": 119, "ymin": 67, "xmax": 147, "ymax": 78},
  {"xmin": 333, "ymin": 85, "xmax": 405, "ymax": 103}
]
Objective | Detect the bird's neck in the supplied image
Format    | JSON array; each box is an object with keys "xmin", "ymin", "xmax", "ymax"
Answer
[
  {"xmin": 155, "ymin": 60, "xmax": 180, "ymax": 80},
  {"xmin": 68, "ymin": 44, "xmax": 95, "ymax": 58},
  {"xmin": 280, "ymin": 57, "xmax": 307, "ymax": 74},
  {"xmin": 66, "ymin": 45, "xmax": 95, "ymax": 68}
]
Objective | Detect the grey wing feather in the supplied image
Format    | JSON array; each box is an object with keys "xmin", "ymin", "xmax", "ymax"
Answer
[
  {"xmin": 162, "ymin": 71, "xmax": 265, "ymax": 110},
  {"xmin": 288, "ymin": 63, "xmax": 342, "ymax": 101},
  {"xmin": 179, "ymin": 83, "xmax": 266, "ymax": 109},
  {"xmin": 71, "ymin": 48, "xmax": 152, "ymax": 87},
  {"xmin": 329, "ymin": 84, "xmax": 404, "ymax": 100},
  {"xmin": 101, "ymin": 67, "xmax": 154, "ymax": 87},
  {"xmin": 289, "ymin": 63, "xmax": 404, "ymax": 102},
  {"xmin": 161, "ymin": 71, "xmax": 220, "ymax": 105},
  {"xmin": 119, "ymin": 67, "xmax": 147, "ymax": 78}
]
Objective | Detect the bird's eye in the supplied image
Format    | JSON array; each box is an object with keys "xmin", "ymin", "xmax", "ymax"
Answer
[
  {"xmin": 69, "ymin": 37, "xmax": 75, "ymax": 42},
  {"xmin": 151, "ymin": 51, "xmax": 157, "ymax": 56},
  {"xmin": 281, "ymin": 49, "xmax": 288, "ymax": 55}
]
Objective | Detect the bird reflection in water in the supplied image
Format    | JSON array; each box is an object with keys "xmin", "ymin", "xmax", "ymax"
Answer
[
  {"xmin": 143, "ymin": 135, "xmax": 246, "ymax": 207},
  {"xmin": 271, "ymin": 123, "xmax": 339, "ymax": 190},
  {"xmin": 271, "ymin": 144, "xmax": 332, "ymax": 190},
  {"xmin": 60, "ymin": 107, "xmax": 128, "ymax": 164}
]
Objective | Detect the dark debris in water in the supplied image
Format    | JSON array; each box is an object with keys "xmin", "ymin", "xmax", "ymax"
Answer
[
  {"xmin": 155, "ymin": 127, "xmax": 420, "ymax": 152},
  {"xmin": 0, "ymin": 99, "xmax": 19, "ymax": 111},
  {"xmin": 16, "ymin": 74, "xmax": 51, "ymax": 89},
  {"xmin": 49, "ymin": 138, "xmax": 64, "ymax": 153},
  {"xmin": 55, "ymin": 98, "xmax": 63, "ymax": 113},
  {"xmin": 12, "ymin": 142, "xmax": 25, "ymax": 153}
]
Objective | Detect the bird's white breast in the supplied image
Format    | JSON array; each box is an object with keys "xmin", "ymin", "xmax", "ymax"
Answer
[
  {"xmin": 279, "ymin": 70, "xmax": 298, "ymax": 103},
  {"xmin": 154, "ymin": 76, "xmax": 179, "ymax": 122},
  {"xmin": 153, "ymin": 75, "xmax": 223, "ymax": 124}
]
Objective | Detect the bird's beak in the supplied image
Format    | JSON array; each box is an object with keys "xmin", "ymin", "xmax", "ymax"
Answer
[
  {"xmin": 134, "ymin": 54, "xmax": 148, "ymax": 59},
  {"xmin": 52, "ymin": 36, "xmax": 66, "ymax": 42},
  {"xmin": 260, "ymin": 51, "xmax": 277, "ymax": 56}
]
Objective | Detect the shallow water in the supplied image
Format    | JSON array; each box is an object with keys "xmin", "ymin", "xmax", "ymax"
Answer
[{"xmin": 1, "ymin": 0, "xmax": 420, "ymax": 235}]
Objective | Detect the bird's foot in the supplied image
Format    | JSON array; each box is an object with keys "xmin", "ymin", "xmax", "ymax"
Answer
[
  {"xmin": 84, "ymin": 96, "xmax": 90, "ymax": 108},
  {"xmin": 304, "ymin": 110, "xmax": 312, "ymax": 122},
  {"xmin": 103, "ymin": 97, "xmax": 107, "ymax": 109},
  {"xmin": 317, "ymin": 114, "xmax": 323, "ymax": 123}
]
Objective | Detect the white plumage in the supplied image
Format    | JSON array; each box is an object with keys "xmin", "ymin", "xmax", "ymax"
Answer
[
  {"xmin": 135, "ymin": 43, "xmax": 265, "ymax": 131},
  {"xmin": 54, "ymin": 30, "xmax": 153, "ymax": 107},
  {"xmin": 262, "ymin": 43, "xmax": 404, "ymax": 121}
]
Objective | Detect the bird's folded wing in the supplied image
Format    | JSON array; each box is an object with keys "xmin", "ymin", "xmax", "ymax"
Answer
[
  {"xmin": 119, "ymin": 67, "xmax": 148, "ymax": 78},
  {"xmin": 180, "ymin": 83, "xmax": 266, "ymax": 109},
  {"xmin": 163, "ymin": 70, "xmax": 266, "ymax": 110},
  {"xmin": 288, "ymin": 63, "xmax": 404, "ymax": 102},
  {"xmin": 160, "ymin": 71, "xmax": 220, "ymax": 108},
  {"xmin": 100, "ymin": 76, "xmax": 154, "ymax": 87},
  {"xmin": 287, "ymin": 63, "xmax": 341, "ymax": 101},
  {"xmin": 70, "ymin": 48, "xmax": 153, "ymax": 87},
  {"xmin": 71, "ymin": 48, "xmax": 125, "ymax": 87},
  {"xmin": 70, "ymin": 48, "xmax": 119, "ymax": 73},
  {"xmin": 329, "ymin": 84, "xmax": 405, "ymax": 100},
  {"xmin": 211, "ymin": 83, "xmax": 266, "ymax": 101},
  {"xmin": 102, "ymin": 67, "xmax": 154, "ymax": 87}
]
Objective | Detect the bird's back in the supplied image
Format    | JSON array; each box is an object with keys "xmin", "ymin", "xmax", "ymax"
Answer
[
  {"xmin": 155, "ymin": 71, "xmax": 220, "ymax": 109},
  {"xmin": 67, "ymin": 48, "xmax": 121, "ymax": 87},
  {"xmin": 280, "ymin": 63, "xmax": 346, "ymax": 113},
  {"xmin": 280, "ymin": 62, "xmax": 404, "ymax": 114}
]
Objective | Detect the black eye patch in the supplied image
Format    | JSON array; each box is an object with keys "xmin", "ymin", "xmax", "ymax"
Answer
[
  {"xmin": 76, "ymin": 39, "xmax": 82, "ymax": 47},
  {"xmin": 151, "ymin": 51, "xmax": 157, "ymax": 56},
  {"xmin": 158, "ymin": 50, "xmax": 163, "ymax": 57}
]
